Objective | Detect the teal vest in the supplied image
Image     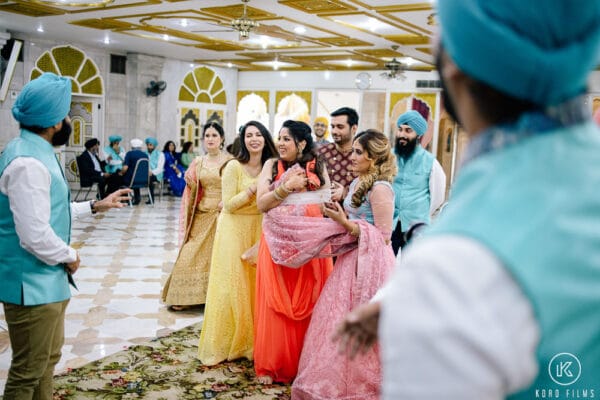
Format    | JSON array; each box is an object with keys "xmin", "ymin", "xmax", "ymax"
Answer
[
  {"xmin": 0, "ymin": 130, "xmax": 72, "ymax": 305},
  {"xmin": 393, "ymin": 145, "xmax": 434, "ymax": 229},
  {"xmin": 104, "ymin": 145, "xmax": 124, "ymax": 173},
  {"xmin": 148, "ymin": 150, "xmax": 163, "ymax": 181},
  {"xmin": 429, "ymin": 122, "xmax": 600, "ymax": 398}
]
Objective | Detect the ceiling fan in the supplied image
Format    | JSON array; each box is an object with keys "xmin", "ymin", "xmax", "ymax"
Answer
[{"xmin": 380, "ymin": 45, "xmax": 407, "ymax": 81}]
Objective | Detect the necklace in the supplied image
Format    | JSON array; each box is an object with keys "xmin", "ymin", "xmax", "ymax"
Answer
[{"xmin": 205, "ymin": 152, "xmax": 223, "ymax": 166}]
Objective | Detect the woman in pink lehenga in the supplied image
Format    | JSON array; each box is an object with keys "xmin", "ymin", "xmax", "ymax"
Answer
[{"xmin": 262, "ymin": 129, "xmax": 397, "ymax": 399}]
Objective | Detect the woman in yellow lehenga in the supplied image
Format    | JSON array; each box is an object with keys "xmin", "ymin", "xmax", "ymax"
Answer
[
  {"xmin": 197, "ymin": 121, "xmax": 277, "ymax": 365},
  {"xmin": 162, "ymin": 122, "xmax": 231, "ymax": 310}
]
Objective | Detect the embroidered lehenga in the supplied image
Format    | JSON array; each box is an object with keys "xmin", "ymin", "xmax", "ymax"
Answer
[
  {"xmin": 162, "ymin": 156, "xmax": 227, "ymax": 306},
  {"xmin": 198, "ymin": 160, "xmax": 262, "ymax": 365}
]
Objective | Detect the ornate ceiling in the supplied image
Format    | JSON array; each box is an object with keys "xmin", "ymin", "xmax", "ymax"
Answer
[{"xmin": 0, "ymin": 0, "xmax": 438, "ymax": 72}]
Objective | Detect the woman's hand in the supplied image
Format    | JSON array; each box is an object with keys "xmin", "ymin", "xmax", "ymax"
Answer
[
  {"xmin": 331, "ymin": 181, "xmax": 344, "ymax": 202},
  {"xmin": 283, "ymin": 168, "xmax": 307, "ymax": 192},
  {"xmin": 321, "ymin": 201, "xmax": 347, "ymax": 224}
]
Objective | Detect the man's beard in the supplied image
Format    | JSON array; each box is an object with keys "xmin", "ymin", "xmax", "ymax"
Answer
[
  {"xmin": 395, "ymin": 136, "xmax": 418, "ymax": 158},
  {"xmin": 435, "ymin": 46, "xmax": 461, "ymax": 126},
  {"xmin": 52, "ymin": 118, "xmax": 72, "ymax": 147}
]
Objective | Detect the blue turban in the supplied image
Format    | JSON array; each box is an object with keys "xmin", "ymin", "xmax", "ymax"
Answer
[
  {"xmin": 397, "ymin": 110, "xmax": 427, "ymax": 136},
  {"xmin": 438, "ymin": 0, "xmax": 600, "ymax": 106},
  {"xmin": 108, "ymin": 135, "xmax": 122, "ymax": 143},
  {"xmin": 145, "ymin": 137, "xmax": 158, "ymax": 147},
  {"xmin": 12, "ymin": 73, "xmax": 71, "ymax": 128}
]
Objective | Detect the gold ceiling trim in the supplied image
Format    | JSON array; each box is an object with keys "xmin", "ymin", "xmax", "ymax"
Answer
[
  {"xmin": 118, "ymin": 30, "xmax": 197, "ymax": 47},
  {"xmin": 195, "ymin": 42, "xmax": 246, "ymax": 52},
  {"xmin": 68, "ymin": 0, "xmax": 160, "ymax": 14},
  {"xmin": 355, "ymin": 48, "xmax": 404, "ymax": 58},
  {"xmin": 380, "ymin": 12, "xmax": 433, "ymax": 36},
  {"xmin": 70, "ymin": 18, "xmax": 136, "ymax": 30},
  {"xmin": 323, "ymin": 11, "xmax": 417, "ymax": 40},
  {"xmin": 0, "ymin": 1, "xmax": 65, "ymax": 16},
  {"xmin": 29, "ymin": 0, "xmax": 113, "ymax": 7},
  {"xmin": 201, "ymin": 3, "xmax": 277, "ymax": 21},
  {"xmin": 416, "ymin": 47, "xmax": 432, "ymax": 55},
  {"xmin": 373, "ymin": 3, "xmax": 433, "ymax": 13},
  {"xmin": 317, "ymin": 37, "xmax": 372, "ymax": 47},
  {"xmin": 384, "ymin": 34, "xmax": 430, "ymax": 46},
  {"xmin": 279, "ymin": 0, "xmax": 357, "ymax": 16}
]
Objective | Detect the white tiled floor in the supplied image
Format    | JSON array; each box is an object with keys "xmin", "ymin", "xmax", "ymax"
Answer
[{"xmin": 0, "ymin": 196, "xmax": 203, "ymax": 394}]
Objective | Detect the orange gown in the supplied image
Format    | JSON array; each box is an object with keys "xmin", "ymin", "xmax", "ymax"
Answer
[{"xmin": 253, "ymin": 166, "xmax": 333, "ymax": 383}]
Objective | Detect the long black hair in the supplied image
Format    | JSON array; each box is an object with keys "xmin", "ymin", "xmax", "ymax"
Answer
[
  {"xmin": 162, "ymin": 140, "xmax": 176, "ymax": 154},
  {"xmin": 272, "ymin": 119, "xmax": 325, "ymax": 184},
  {"xmin": 238, "ymin": 121, "xmax": 277, "ymax": 166}
]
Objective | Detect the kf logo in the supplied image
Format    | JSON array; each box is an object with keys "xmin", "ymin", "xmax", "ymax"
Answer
[
  {"xmin": 548, "ymin": 353, "xmax": 581, "ymax": 386},
  {"xmin": 555, "ymin": 361, "xmax": 573, "ymax": 378}
]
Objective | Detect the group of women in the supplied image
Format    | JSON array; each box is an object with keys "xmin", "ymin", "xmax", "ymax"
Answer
[{"xmin": 161, "ymin": 118, "xmax": 398, "ymax": 399}]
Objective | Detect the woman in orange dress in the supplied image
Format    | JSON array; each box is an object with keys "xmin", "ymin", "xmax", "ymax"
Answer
[{"xmin": 254, "ymin": 120, "xmax": 333, "ymax": 384}]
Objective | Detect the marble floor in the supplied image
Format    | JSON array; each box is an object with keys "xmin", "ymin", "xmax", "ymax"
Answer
[{"xmin": 0, "ymin": 195, "xmax": 204, "ymax": 394}]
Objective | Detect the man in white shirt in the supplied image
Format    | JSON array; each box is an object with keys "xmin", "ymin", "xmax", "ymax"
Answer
[
  {"xmin": 0, "ymin": 72, "xmax": 130, "ymax": 399},
  {"xmin": 334, "ymin": 1, "xmax": 600, "ymax": 399}
]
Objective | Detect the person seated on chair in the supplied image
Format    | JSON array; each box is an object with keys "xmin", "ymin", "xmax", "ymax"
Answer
[
  {"xmin": 145, "ymin": 137, "xmax": 164, "ymax": 204},
  {"xmin": 78, "ymin": 138, "xmax": 110, "ymax": 199},
  {"xmin": 162, "ymin": 140, "xmax": 185, "ymax": 197},
  {"xmin": 104, "ymin": 135, "xmax": 125, "ymax": 175},
  {"xmin": 122, "ymin": 138, "xmax": 149, "ymax": 205}
]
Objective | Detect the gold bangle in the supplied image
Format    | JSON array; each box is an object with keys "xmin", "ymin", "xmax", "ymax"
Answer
[
  {"xmin": 273, "ymin": 188, "xmax": 284, "ymax": 201},
  {"xmin": 274, "ymin": 185, "xmax": 290, "ymax": 200}
]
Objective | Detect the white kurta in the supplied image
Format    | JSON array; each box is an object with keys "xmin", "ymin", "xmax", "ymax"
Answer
[
  {"xmin": 0, "ymin": 157, "xmax": 93, "ymax": 265},
  {"xmin": 379, "ymin": 236, "xmax": 540, "ymax": 399}
]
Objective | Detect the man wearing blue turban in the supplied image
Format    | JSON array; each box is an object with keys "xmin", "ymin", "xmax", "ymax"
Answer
[
  {"xmin": 145, "ymin": 137, "xmax": 164, "ymax": 204},
  {"xmin": 0, "ymin": 73, "xmax": 131, "ymax": 398},
  {"xmin": 104, "ymin": 134, "xmax": 125, "ymax": 175},
  {"xmin": 335, "ymin": 1, "xmax": 600, "ymax": 399},
  {"xmin": 390, "ymin": 110, "xmax": 446, "ymax": 254}
]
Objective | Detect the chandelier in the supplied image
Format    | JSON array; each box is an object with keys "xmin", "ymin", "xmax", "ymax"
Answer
[
  {"xmin": 31, "ymin": 0, "xmax": 114, "ymax": 6},
  {"xmin": 231, "ymin": 0, "xmax": 260, "ymax": 40}
]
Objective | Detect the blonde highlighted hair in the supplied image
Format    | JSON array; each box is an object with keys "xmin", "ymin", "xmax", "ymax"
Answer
[{"xmin": 351, "ymin": 129, "xmax": 397, "ymax": 208}]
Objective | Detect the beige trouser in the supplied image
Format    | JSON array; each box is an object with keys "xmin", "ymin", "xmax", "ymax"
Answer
[{"xmin": 2, "ymin": 299, "xmax": 69, "ymax": 400}]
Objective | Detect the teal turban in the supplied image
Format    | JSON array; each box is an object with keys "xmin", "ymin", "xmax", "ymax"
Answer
[
  {"xmin": 145, "ymin": 137, "xmax": 158, "ymax": 146},
  {"xmin": 438, "ymin": 0, "xmax": 600, "ymax": 106},
  {"xmin": 12, "ymin": 73, "xmax": 71, "ymax": 128},
  {"xmin": 397, "ymin": 110, "xmax": 427, "ymax": 136},
  {"xmin": 108, "ymin": 135, "xmax": 122, "ymax": 143}
]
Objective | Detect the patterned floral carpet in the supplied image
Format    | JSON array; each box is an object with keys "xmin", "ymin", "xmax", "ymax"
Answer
[{"xmin": 53, "ymin": 323, "xmax": 290, "ymax": 399}]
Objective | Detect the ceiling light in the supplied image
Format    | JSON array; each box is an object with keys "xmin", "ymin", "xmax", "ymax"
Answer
[
  {"xmin": 294, "ymin": 26, "xmax": 306, "ymax": 34},
  {"xmin": 37, "ymin": 26, "xmax": 44, "ymax": 33},
  {"xmin": 103, "ymin": 36, "xmax": 110, "ymax": 44},
  {"xmin": 163, "ymin": 34, "xmax": 169, "ymax": 41},
  {"xmin": 324, "ymin": 71, "xmax": 331, "ymax": 80},
  {"xmin": 346, "ymin": 59, "xmax": 353, "ymax": 67},
  {"xmin": 273, "ymin": 59, "xmax": 280, "ymax": 70},
  {"xmin": 189, "ymin": 63, "xmax": 194, "ymax": 68},
  {"xmin": 30, "ymin": 0, "xmax": 114, "ymax": 6},
  {"xmin": 280, "ymin": 71, "xmax": 287, "ymax": 77},
  {"xmin": 180, "ymin": 19, "xmax": 188, "ymax": 27},
  {"xmin": 227, "ymin": 62, "xmax": 233, "ymax": 68},
  {"xmin": 403, "ymin": 57, "xmax": 417, "ymax": 66}
]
